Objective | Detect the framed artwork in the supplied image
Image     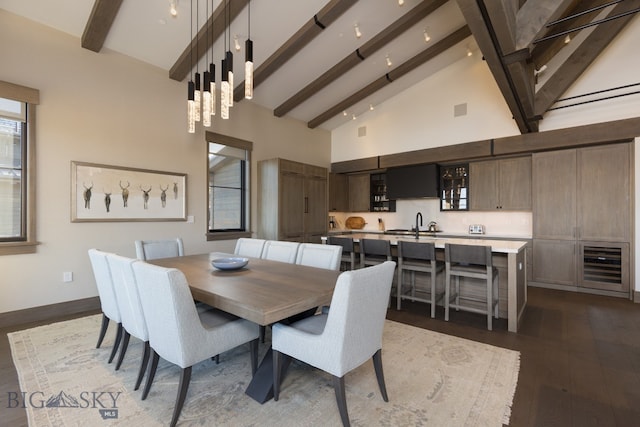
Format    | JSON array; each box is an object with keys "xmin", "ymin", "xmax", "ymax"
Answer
[{"xmin": 71, "ymin": 161, "xmax": 187, "ymax": 222}]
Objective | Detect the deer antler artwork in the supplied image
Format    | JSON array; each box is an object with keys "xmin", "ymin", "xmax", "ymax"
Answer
[
  {"xmin": 139, "ymin": 185, "xmax": 152, "ymax": 209},
  {"xmin": 83, "ymin": 182, "xmax": 93, "ymax": 209},
  {"xmin": 119, "ymin": 181, "xmax": 130, "ymax": 207},
  {"xmin": 104, "ymin": 189, "xmax": 112, "ymax": 213},
  {"xmin": 159, "ymin": 184, "xmax": 169, "ymax": 208}
]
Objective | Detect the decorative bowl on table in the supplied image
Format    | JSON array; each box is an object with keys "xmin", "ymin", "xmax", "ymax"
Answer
[{"xmin": 211, "ymin": 257, "xmax": 249, "ymax": 271}]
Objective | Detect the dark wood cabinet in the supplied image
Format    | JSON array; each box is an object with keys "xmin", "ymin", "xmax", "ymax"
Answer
[
  {"xmin": 328, "ymin": 173, "xmax": 348, "ymax": 211},
  {"xmin": 258, "ymin": 158, "xmax": 328, "ymax": 243},
  {"xmin": 348, "ymin": 173, "xmax": 370, "ymax": 212}
]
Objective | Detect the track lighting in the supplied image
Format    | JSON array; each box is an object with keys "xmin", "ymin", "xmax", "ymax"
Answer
[
  {"xmin": 169, "ymin": 0, "xmax": 178, "ymax": 17},
  {"xmin": 564, "ymin": 34, "xmax": 571, "ymax": 44},
  {"xmin": 354, "ymin": 24, "xmax": 362, "ymax": 39},
  {"xmin": 398, "ymin": 0, "xmax": 405, "ymax": 6},
  {"xmin": 423, "ymin": 29, "xmax": 431, "ymax": 43},
  {"xmin": 386, "ymin": 54, "xmax": 392, "ymax": 67},
  {"xmin": 234, "ymin": 35, "xmax": 241, "ymax": 52}
]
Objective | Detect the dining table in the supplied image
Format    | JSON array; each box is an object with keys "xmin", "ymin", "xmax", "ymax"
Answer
[{"xmin": 149, "ymin": 251, "xmax": 342, "ymax": 403}]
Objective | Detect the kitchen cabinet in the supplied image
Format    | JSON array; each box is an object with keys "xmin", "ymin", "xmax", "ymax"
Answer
[
  {"xmin": 348, "ymin": 173, "xmax": 370, "ymax": 212},
  {"xmin": 440, "ymin": 163, "xmax": 468, "ymax": 211},
  {"xmin": 258, "ymin": 158, "xmax": 328, "ymax": 243},
  {"xmin": 531, "ymin": 143, "xmax": 631, "ymax": 295},
  {"xmin": 470, "ymin": 157, "xmax": 531, "ymax": 211},
  {"xmin": 370, "ymin": 172, "xmax": 395, "ymax": 212},
  {"xmin": 328, "ymin": 173, "xmax": 348, "ymax": 211}
]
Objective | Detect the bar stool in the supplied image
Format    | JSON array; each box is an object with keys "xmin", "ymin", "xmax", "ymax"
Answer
[
  {"xmin": 396, "ymin": 240, "xmax": 444, "ymax": 318},
  {"xmin": 359, "ymin": 238, "xmax": 392, "ymax": 268},
  {"xmin": 328, "ymin": 236, "xmax": 356, "ymax": 270},
  {"xmin": 444, "ymin": 243, "xmax": 499, "ymax": 331}
]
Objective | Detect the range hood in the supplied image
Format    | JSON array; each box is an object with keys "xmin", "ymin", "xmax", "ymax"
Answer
[{"xmin": 386, "ymin": 163, "xmax": 439, "ymax": 199}]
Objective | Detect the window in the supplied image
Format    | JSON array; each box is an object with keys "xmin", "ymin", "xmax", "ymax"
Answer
[
  {"xmin": 0, "ymin": 81, "xmax": 39, "ymax": 255},
  {"xmin": 206, "ymin": 132, "xmax": 252, "ymax": 241}
]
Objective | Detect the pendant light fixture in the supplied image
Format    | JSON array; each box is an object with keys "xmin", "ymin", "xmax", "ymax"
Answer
[
  {"xmin": 226, "ymin": 2, "xmax": 234, "ymax": 108},
  {"xmin": 193, "ymin": 0, "xmax": 201, "ymax": 122},
  {"xmin": 202, "ymin": 0, "xmax": 211, "ymax": 127},
  {"xmin": 220, "ymin": 0, "xmax": 230, "ymax": 119},
  {"xmin": 187, "ymin": 0, "xmax": 195, "ymax": 133},
  {"xmin": 209, "ymin": 0, "xmax": 216, "ymax": 118},
  {"xmin": 244, "ymin": 0, "xmax": 254, "ymax": 99}
]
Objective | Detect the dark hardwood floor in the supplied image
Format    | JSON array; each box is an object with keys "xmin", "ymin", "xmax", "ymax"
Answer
[{"xmin": 2, "ymin": 287, "xmax": 639, "ymax": 426}]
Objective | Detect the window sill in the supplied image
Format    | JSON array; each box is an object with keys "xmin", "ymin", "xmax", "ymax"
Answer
[
  {"xmin": 0, "ymin": 241, "xmax": 40, "ymax": 255},
  {"xmin": 206, "ymin": 231, "xmax": 252, "ymax": 242}
]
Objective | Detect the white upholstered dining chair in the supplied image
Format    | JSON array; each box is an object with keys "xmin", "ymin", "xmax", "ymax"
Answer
[
  {"xmin": 234, "ymin": 237, "xmax": 266, "ymax": 258},
  {"xmin": 106, "ymin": 253, "xmax": 150, "ymax": 390},
  {"xmin": 134, "ymin": 237, "xmax": 184, "ymax": 260},
  {"xmin": 272, "ymin": 261, "xmax": 396, "ymax": 427},
  {"xmin": 132, "ymin": 261, "xmax": 260, "ymax": 427},
  {"xmin": 295, "ymin": 243, "xmax": 342, "ymax": 270},
  {"xmin": 88, "ymin": 249, "xmax": 123, "ymax": 365},
  {"xmin": 261, "ymin": 240, "xmax": 300, "ymax": 263}
]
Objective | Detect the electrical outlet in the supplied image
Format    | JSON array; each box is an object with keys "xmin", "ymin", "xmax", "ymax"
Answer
[{"xmin": 63, "ymin": 272, "xmax": 73, "ymax": 283}]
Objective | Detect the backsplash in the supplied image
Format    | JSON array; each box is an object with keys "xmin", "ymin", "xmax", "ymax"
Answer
[{"xmin": 329, "ymin": 198, "xmax": 532, "ymax": 238}]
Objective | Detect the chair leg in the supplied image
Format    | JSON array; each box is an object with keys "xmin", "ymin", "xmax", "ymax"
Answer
[
  {"xmin": 96, "ymin": 314, "xmax": 109, "ymax": 348},
  {"xmin": 142, "ymin": 349, "xmax": 160, "ymax": 400},
  {"xmin": 273, "ymin": 350, "xmax": 282, "ymax": 401},
  {"xmin": 134, "ymin": 341, "xmax": 150, "ymax": 391},
  {"xmin": 115, "ymin": 330, "xmax": 131, "ymax": 371},
  {"xmin": 487, "ymin": 277, "xmax": 493, "ymax": 331},
  {"xmin": 396, "ymin": 267, "xmax": 402, "ymax": 310},
  {"xmin": 332, "ymin": 375, "xmax": 350, "ymax": 427},
  {"xmin": 250, "ymin": 339, "xmax": 258, "ymax": 376},
  {"xmin": 444, "ymin": 271, "xmax": 450, "ymax": 321},
  {"xmin": 108, "ymin": 323, "xmax": 123, "ymax": 364},
  {"xmin": 372, "ymin": 349, "xmax": 389, "ymax": 402},
  {"xmin": 169, "ymin": 366, "xmax": 192, "ymax": 427},
  {"xmin": 430, "ymin": 269, "xmax": 436, "ymax": 319},
  {"xmin": 211, "ymin": 354, "xmax": 220, "ymax": 364},
  {"xmin": 259, "ymin": 325, "xmax": 266, "ymax": 343}
]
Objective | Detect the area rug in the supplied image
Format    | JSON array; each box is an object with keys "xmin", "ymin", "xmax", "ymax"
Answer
[{"xmin": 8, "ymin": 315, "xmax": 519, "ymax": 426}]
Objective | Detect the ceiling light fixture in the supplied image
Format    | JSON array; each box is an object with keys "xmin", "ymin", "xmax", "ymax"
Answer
[
  {"xmin": 398, "ymin": 0, "xmax": 405, "ymax": 6},
  {"xmin": 244, "ymin": 0, "xmax": 254, "ymax": 100},
  {"xmin": 369, "ymin": 104, "xmax": 374, "ymax": 111},
  {"xmin": 466, "ymin": 47, "xmax": 473, "ymax": 57},
  {"xmin": 234, "ymin": 35, "xmax": 241, "ymax": 51},
  {"xmin": 343, "ymin": 110, "xmax": 348, "ymax": 116},
  {"xmin": 564, "ymin": 34, "xmax": 571, "ymax": 44},
  {"xmin": 193, "ymin": 0, "xmax": 201, "ymax": 123},
  {"xmin": 423, "ymin": 28, "xmax": 431, "ymax": 43},
  {"xmin": 385, "ymin": 54, "xmax": 392, "ymax": 67},
  {"xmin": 220, "ymin": 1, "xmax": 230, "ymax": 120},
  {"xmin": 354, "ymin": 23, "xmax": 362, "ymax": 39},
  {"xmin": 170, "ymin": 0, "xmax": 178, "ymax": 17},
  {"xmin": 226, "ymin": 2, "xmax": 234, "ymax": 108},
  {"xmin": 202, "ymin": 0, "xmax": 212, "ymax": 127},
  {"xmin": 209, "ymin": 0, "xmax": 216, "ymax": 118},
  {"xmin": 352, "ymin": 114, "xmax": 357, "ymax": 120},
  {"xmin": 187, "ymin": 0, "xmax": 195, "ymax": 133}
]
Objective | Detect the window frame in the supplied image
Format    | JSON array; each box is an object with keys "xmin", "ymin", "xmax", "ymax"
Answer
[
  {"xmin": 0, "ymin": 81, "xmax": 39, "ymax": 255},
  {"xmin": 205, "ymin": 131, "xmax": 252, "ymax": 242}
]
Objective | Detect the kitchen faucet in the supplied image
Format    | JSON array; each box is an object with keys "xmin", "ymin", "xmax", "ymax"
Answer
[{"xmin": 415, "ymin": 212, "xmax": 423, "ymax": 239}]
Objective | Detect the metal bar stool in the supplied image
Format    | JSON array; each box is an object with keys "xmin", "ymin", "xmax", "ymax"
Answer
[
  {"xmin": 328, "ymin": 236, "xmax": 356, "ymax": 270},
  {"xmin": 444, "ymin": 243, "xmax": 499, "ymax": 330},
  {"xmin": 396, "ymin": 240, "xmax": 444, "ymax": 318}
]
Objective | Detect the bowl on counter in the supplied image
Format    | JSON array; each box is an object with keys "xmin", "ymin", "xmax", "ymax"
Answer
[{"xmin": 211, "ymin": 257, "xmax": 249, "ymax": 271}]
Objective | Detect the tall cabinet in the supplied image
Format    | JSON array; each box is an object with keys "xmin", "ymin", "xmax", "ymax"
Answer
[
  {"xmin": 532, "ymin": 143, "xmax": 631, "ymax": 295},
  {"xmin": 258, "ymin": 158, "xmax": 328, "ymax": 243}
]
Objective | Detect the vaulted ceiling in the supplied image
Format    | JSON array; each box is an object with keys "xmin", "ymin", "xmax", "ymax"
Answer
[{"xmin": 1, "ymin": 0, "xmax": 638, "ymax": 131}]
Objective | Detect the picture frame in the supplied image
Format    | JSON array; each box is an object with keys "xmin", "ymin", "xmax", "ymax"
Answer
[{"xmin": 71, "ymin": 161, "xmax": 187, "ymax": 222}]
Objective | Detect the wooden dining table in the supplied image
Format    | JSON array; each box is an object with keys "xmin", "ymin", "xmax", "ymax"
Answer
[{"xmin": 149, "ymin": 251, "xmax": 342, "ymax": 403}]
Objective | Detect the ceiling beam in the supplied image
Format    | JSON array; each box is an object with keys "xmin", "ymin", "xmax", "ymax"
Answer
[
  {"xmin": 274, "ymin": 0, "xmax": 448, "ymax": 117},
  {"xmin": 457, "ymin": 0, "xmax": 536, "ymax": 133},
  {"xmin": 233, "ymin": 0, "xmax": 358, "ymax": 102},
  {"xmin": 169, "ymin": 0, "xmax": 248, "ymax": 82},
  {"xmin": 81, "ymin": 0, "xmax": 124, "ymax": 52},
  {"xmin": 534, "ymin": 0, "xmax": 640, "ymax": 116},
  {"xmin": 307, "ymin": 25, "xmax": 471, "ymax": 129},
  {"xmin": 515, "ymin": 0, "xmax": 575, "ymax": 50},
  {"xmin": 530, "ymin": 0, "xmax": 605, "ymax": 70}
]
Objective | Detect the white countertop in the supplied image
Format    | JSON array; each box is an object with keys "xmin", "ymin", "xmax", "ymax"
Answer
[{"xmin": 324, "ymin": 233, "xmax": 528, "ymax": 254}]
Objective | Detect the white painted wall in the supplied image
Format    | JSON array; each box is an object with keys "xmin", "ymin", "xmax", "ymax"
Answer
[
  {"xmin": 0, "ymin": 10, "xmax": 331, "ymax": 313},
  {"xmin": 331, "ymin": 16, "xmax": 640, "ymax": 291}
]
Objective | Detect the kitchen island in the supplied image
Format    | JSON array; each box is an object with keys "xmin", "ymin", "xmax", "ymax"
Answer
[{"xmin": 323, "ymin": 233, "xmax": 528, "ymax": 333}]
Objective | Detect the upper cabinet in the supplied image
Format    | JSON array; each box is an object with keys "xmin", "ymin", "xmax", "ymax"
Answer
[
  {"xmin": 348, "ymin": 173, "xmax": 370, "ymax": 212},
  {"xmin": 440, "ymin": 163, "xmax": 468, "ymax": 211},
  {"xmin": 328, "ymin": 173, "xmax": 348, "ymax": 212},
  {"xmin": 370, "ymin": 172, "xmax": 395, "ymax": 212},
  {"xmin": 470, "ymin": 157, "xmax": 531, "ymax": 211}
]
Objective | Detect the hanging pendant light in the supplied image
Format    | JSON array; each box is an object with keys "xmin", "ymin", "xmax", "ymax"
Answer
[
  {"xmin": 220, "ymin": 57, "xmax": 229, "ymax": 119},
  {"xmin": 187, "ymin": 80, "xmax": 195, "ymax": 133},
  {"xmin": 244, "ymin": 0, "xmax": 253, "ymax": 99},
  {"xmin": 194, "ymin": 71, "xmax": 201, "ymax": 121},
  {"xmin": 226, "ymin": 50, "xmax": 234, "ymax": 107},
  {"xmin": 210, "ymin": 62, "xmax": 216, "ymax": 116},
  {"xmin": 202, "ymin": 71, "xmax": 211, "ymax": 127}
]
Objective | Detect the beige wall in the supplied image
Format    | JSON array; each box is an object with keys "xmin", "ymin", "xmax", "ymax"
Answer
[{"xmin": 0, "ymin": 10, "xmax": 330, "ymax": 313}]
